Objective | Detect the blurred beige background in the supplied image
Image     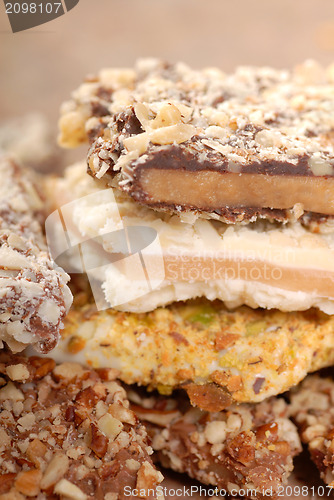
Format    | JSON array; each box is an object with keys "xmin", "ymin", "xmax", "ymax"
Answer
[{"xmin": 2, "ymin": 0, "xmax": 334, "ymax": 128}]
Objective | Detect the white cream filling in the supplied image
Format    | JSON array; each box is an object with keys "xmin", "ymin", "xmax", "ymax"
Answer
[{"xmin": 47, "ymin": 163, "xmax": 334, "ymax": 313}]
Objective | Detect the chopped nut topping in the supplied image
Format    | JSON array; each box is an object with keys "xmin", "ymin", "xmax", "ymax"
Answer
[
  {"xmin": 136, "ymin": 461, "xmax": 164, "ymax": 497},
  {"xmin": 204, "ymin": 421, "xmax": 227, "ymax": 444},
  {"xmin": 26, "ymin": 439, "xmax": 47, "ymax": 467},
  {"xmin": 289, "ymin": 375, "xmax": 334, "ymax": 488},
  {"xmin": 133, "ymin": 389, "xmax": 301, "ymax": 498},
  {"xmin": 0, "ymin": 382, "xmax": 24, "ymax": 401},
  {"xmin": 97, "ymin": 414, "xmax": 123, "ymax": 441},
  {"xmin": 0, "ymin": 352, "xmax": 162, "ymax": 498},
  {"xmin": 0, "ymin": 156, "xmax": 72, "ymax": 353}
]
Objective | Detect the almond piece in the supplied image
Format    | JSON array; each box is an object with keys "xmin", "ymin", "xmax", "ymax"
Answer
[
  {"xmin": 26, "ymin": 439, "xmax": 47, "ymax": 467},
  {"xmin": 6, "ymin": 364, "xmax": 30, "ymax": 382},
  {"xmin": 15, "ymin": 469, "xmax": 42, "ymax": 497},
  {"xmin": 0, "ymin": 382, "xmax": 24, "ymax": 401},
  {"xmin": 136, "ymin": 461, "xmax": 163, "ymax": 497},
  {"xmin": 75, "ymin": 387, "xmax": 99, "ymax": 408},
  {"xmin": 184, "ymin": 383, "xmax": 232, "ymax": 412},
  {"xmin": 0, "ymin": 491, "xmax": 25, "ymax": 500},
  {"xmin": 54, "ymin": 479, "xmax": 87, "ymax": 500},
  {"xmin": 109, "ymin": 403, "xmax": 136, "ymax": 425},
  {"xmin": 89, "ymin": 423, "xmax": 108, "ymax": 458},
  {"xmin": 40, "ymin": 453, "xmax": 69, "ymax": 490},
  {"xmin": 0, "ymin": 473, "xmax": 15, "ymax": 494},
  {"xmin": 29, "ymin": 357, "xmax": 56, "ymax": 380},
  {"xmin": 53, "ymin": 362, "xmax": 85, "ymax": 381},
  {"xmin": 0, "ymin": 428, "xmax": 11, "ymax": 448},
  {"xmin": 98, "ymin": 413, "xmax": 123, "ymax": 441}
]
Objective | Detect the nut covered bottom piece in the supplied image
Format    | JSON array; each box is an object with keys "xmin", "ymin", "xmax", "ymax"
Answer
[
  {"xmin": 289, "ymin": 373, "xmax": 334, "ymax": 488},
  {"xmin": 130, "ymin": 390, "xmax": 301, "ymax": 499},
  {"xmin": 53, "ymin": 297, "xmax": 334, "ymax": 406},
  {"xmin": 0, "ymin": 155, "xmax": 72, "ymax": 353},
  {"xmin": 0, "ymin": 352, "xmax": 163, "ymax": 499}
]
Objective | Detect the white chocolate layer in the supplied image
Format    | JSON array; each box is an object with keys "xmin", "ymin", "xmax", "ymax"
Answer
[{"xmin": 46, "ymin": 163, "xmax": 334, "ymax": 314}]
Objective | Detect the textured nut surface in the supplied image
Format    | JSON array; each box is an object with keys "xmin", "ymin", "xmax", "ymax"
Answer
[
  {"xmin": 289, "ymin": 375, "xmax": 334, "ymax": 488},
  {"xmin": 0, "ymin": 352, "xmax": 161, "ymax": 499},
  {"xmin": 0, "ymin": 156, "xmax": 72, "ymax": 354},
  {"xmin": 132, "ymin": 389, "xmax": 301, "ymax": 497}
]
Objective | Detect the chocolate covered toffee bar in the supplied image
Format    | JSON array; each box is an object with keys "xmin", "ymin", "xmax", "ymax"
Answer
[
  {"xmin": 51, "ymin": 295, "xmax": 334, "ymax": 406},
  {"xmin": 0, "ymin": 352, "xmax": 163, "ymax": 499},
  {"xmin": 0, "ymin": 156, "xmax": 72, "ymax": 353},
  {"xmin": 289, "ymin": 374, "xmax": 334, "ymax": 488},
  {"xmin": 129, "ymin": 390, "xmax": 301, "ymax": 499},
  {"xmin": 59, "ymin": 59, "xmax": 334, "ymax": 223}
]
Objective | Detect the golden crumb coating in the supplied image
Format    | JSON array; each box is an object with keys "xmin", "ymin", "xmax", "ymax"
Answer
[{"xmin": 50, "ymin": 295, "xmax": 334, "ymax": 406}]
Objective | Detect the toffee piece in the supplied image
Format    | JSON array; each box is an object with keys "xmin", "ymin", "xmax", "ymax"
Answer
[
  {"xmin": 0, "ymin": 156, "xmax": 72, "ymax": 353},
  {"xmin": 129, "ymin": 389, "xmax": 301, "ymax": 499},
  {"xmin": 0, "ymin": 352, "xmax": 163, "ymax": 499},
  {"xmin": 289, "ymin": 374, "xmax": 334, "ymax": 488},
  {"xmin": 59, "ymin": 59, "xmax": 334, "ymax": 223}
]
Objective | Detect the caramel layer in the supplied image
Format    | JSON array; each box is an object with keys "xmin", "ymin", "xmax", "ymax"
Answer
[
  {"xmin": 117, "ymin": 254, "xmax": 334, "ymax": 298},
  {"xmin": 163, "ymin": 256, "xmax": 334, "ymax": 297},
  {"xmin": 136, "ymin": 169, "xmax": 334, "ymax": 215}
]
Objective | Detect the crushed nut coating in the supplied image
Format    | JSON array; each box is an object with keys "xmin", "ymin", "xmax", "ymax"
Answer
[
  {"xmin": 0, "ymin": 155, "xmax": 72, "ymax": 353},
  {"xmin": 129, "ymin": 389, "xmax": 301, "ymax": 499},
  {"xmin": 0, "ymin": 352, "xmax": 163, "ymax": 499},
  {"xmin": 52, "ymin": 294, "xmax": 334, "ymax": 405},
  {"xmin": 289, "ymin": 373, "xmax": 334, "ymax": 489}
]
